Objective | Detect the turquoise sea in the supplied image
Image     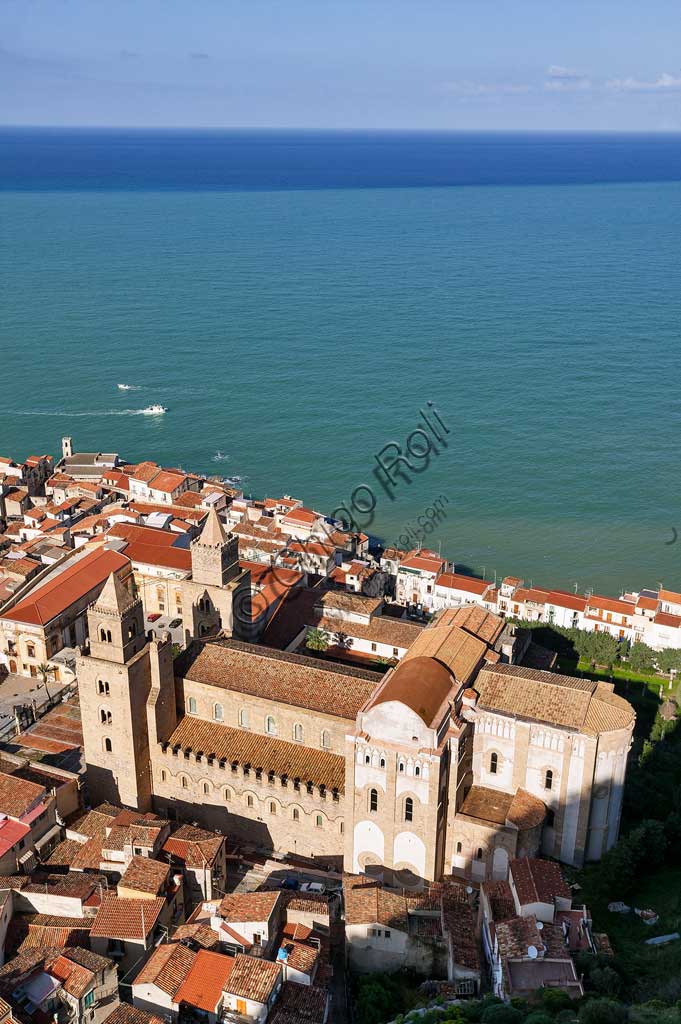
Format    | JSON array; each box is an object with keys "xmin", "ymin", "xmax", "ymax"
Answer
[{"xmin": 2, "ymin": 129, "xmax": 681, "ymax": 594}]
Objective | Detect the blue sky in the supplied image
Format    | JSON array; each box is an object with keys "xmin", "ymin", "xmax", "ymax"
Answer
[{"xmin": 2, "ymin": 0, "xmax": 681, "ymax": 130}]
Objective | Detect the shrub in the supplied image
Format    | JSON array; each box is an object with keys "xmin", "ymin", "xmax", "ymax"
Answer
[
  {"xmin": 578, "ymin": 998, "xmax": 627, "ymax": 1024},
  {"xmin": 480, "ymin": 1005, "xmax": 524, "ymax": 1024}
]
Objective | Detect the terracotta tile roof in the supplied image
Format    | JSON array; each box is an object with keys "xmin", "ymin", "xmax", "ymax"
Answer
[
  {"xmin": 436, "ymin": 572, "xmax": 492, "ymax": 596},
  {"xmin": 371, "ymin": 656, "xmax": 454, "ymax": 726},
  {"xmin": 277, "ymin": 938, "xmax": 318, "ymax": 976},
  {"xmin": 70, "ymin": 836, "xmax": 105, "ymax": 870},
  {"xmin": 107, "ymin": 523, "xmax": 192, "ymax": 572},
  {"xmin": 654, "ymin": 611, "xmax": 681, "ymax": 628},
  {"xmin": 544, "ymin": 590, "xmax": 588, "ymax": 612},
  {"xmin": 13, "ymin": 915, "xmax": 92, "ymax": 953},
  {"xmin": 166, "ymin": 716, "xmax": 346, "ymax": 791},
  {"xmin": 90, "ymin": 894, "xmax": 165, "ymax": 941},
  {"xmin": 170, "ymin": 924, "xmax": 221, "ymax": 950},
  {"xmin": 402, "ymin": 620, "xmax": 488, "ymax": 685},
  {"xmin": 118, "ymin": 856, "xmax": 169, "ymax": 896},
  {"xmin": 1, "ymin": 548, "xmax": 130, "ymax": 626},
  {"xmin": 68, "ymin": 808, "xmax": 118, "ymax": 839},
  {"xmin": 311, "ymin": 614, "xmax": 422, "ymax": 651},
  {"xmin": 162, "ymin": 824, "xmax": 224, "ymax": 868},
  {"xmin": 399, "ymin": 552, "xmax": 446, "ymax": 574},
  {"xmin": 281, "ymin": 508, "xmax": 319, "ymax": 527},
  {"xmin": 219, "ymin": 891, "xmax": 281, "ymax": 924},
  {"xmin": 0, "ymin": 771, "xmax": 44, "ymax": 818},
  {"xmin": 459, "ymin": 785, "xmax": 546, "ymax": 830},
  {"xmin": 176, "ymin": 638, "xmax": 378, "ymax": 720},
  {"xmin": 474, "ymin": 664, "xmax": 635, "ymax": 736},
  {"xmin": 481, "ymin": 880, "xmax": 516, "ymax": 922},
  {"xmin": 133, "ymin": 942, "xmax": 196, "ymax": 996},
  {"xmin": 438, "ymin": 604, "xmax": 506, "ymax": 645},
  {"xmin": 22, "ymin": 873, "xmax": 104, "ymax": 899},
  {"xmin": 102, "ymin": 820, "xmax": 167, "ymax": 853},
  {"xmin": 47, "ymin": 954, "xmax": 94, "ymax": 999},
  {"xmin": 441, "ymin": 891, "xmax": 480, "ymax": 973},
  {"xmin": 510, "ymin": 857, "xmax": 571, "ymax": 907},
  {"xmin": 174, "ymin": 949, "xmax": 235, "ymax": 1012},
  {"xmin": 148, "ymin": 471, "xmax": 188, "ymax": 494},
  {"xmin": 130, "ymin": 462, "xmax": 162, "ymax": 483},
  {"xmin": 343, "ymin": 876, "xmax": 408, "ymax": 930},
  {"xmin": 659, "ymin": 588, "xmax": 681, "ymax": 605},
  {"xmin": 586, "ymin": 594, "xmax": 633, "ymax": 616},
  {"xmin": 104, "ymin": 1003, "xmax": 166, "ymax": 1024},
  {"xmin": 282, "ymin": 892, "xmax": 330, "ymax": 915},
  {"xmin": 275, "ymin": 980, "xmax": 328, "ymax": 1023},
  {"xmin": 225, "ymin": 954, "xmax": 281, "ymax": 1003}
]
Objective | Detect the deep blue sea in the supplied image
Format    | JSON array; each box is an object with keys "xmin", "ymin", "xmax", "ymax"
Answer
[{"xmin": 2, "ymin": 129, "xmax": 681, "ymax": 593}]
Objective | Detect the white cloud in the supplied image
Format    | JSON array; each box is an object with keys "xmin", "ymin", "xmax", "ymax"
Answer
[
  {"xmin": 544, "ymin": 65, "xmax": 591, "ymax": 91},
  {"xmin": 606, "ymin": 72, "xmax": 681, "ymax": 92}
]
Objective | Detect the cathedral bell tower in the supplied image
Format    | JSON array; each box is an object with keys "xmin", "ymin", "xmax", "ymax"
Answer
[
  {"xmin": 78, "ymin": 571, "xmax": 155, "ymax": 810},
  {"xmin": 190, "ymin": 506, "xmax": 239, "ymax": 588}
]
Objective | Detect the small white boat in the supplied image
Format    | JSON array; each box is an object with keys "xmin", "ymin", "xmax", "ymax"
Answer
[
  {"xmin": 117, "ymin": 383, "xmax": 133, "ymax": 390},
  {"xmin": 142, "ymin": 404, "xmax": 168, "ymax": 415}
]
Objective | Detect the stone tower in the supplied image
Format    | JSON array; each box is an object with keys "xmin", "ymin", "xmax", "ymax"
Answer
[
  {"xmin": 190, "ymin": 506, "xmax": 239, "ymax": 588},
  {"xmin": 77, "ymin": 571, "xmax": 172, "ymax": 811},
  {"xmin": 62, "ymin": 436, "xmax": 73, "ymax": 459},
  {"xmin": 182, "ymin": 508, "xmax": 248, "ymax": 642}
]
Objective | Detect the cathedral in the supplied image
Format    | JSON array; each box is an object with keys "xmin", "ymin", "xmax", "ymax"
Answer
[{"xmin": 77, "ymin": 513, "xmax": 635, "ymax": 886}]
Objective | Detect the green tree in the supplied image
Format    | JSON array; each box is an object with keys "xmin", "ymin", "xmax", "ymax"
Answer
[
  {"xmin": 578, "ymin": 999, "xmax": 627, "ymax": 1024},
  {"xmin": 628, "ymin": 642, "xmax": 657, "ymax": 673},
  {"xmin": 334, "ymin": 630, "xmax": 354, "ymax": 651},
  {"xmin": 36, "ymin": 662, "xmax": 55, "ymax": 700},
  {"xmin": 481, "ymin": 1005, "xmax": 523, "ymax": 1024},
  {"xmin": 305, "ymin": 628, "xmax": 329, "ymax": 655}
]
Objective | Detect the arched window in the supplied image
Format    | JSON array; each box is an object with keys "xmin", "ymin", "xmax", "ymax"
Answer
[
  {"xmin": 545, "ymin": 769, "xmax": 553, "ymax": 791},
  {"xmin": 107, "ymin": 630, "xmax": 112, "ymax": 643},
  {"xmin": 476, "ymin": 847, "xmax": 483, "ymax": 860},
  {"xmin": 379, "ymin": 757, "xmax": 385, "ymax": 769},
  {"xmin": 128, "ymin": 621, "xmax": 137, "ymax": 639},
  {"xmin": 104, "ymin": 737, "xmax": 112, "ymax": 753},
  {"xmin": 339, "ymin": 820, "xmax": 345, "ymax": 834},
  {"xmin": 490, "ymin": 752, "xmax": 498, "ymax": 774},
  {"xmin": 246, "ymin": 794, "xmax": 254, "ymax": 808},
  {"xmin": 269, "ymin": 802, "xmax": 277, "ymax": 815},
  {"xmin": 456, "ymin": 841, "xmax": 462, "ymax": 854},
  {"xmin": 161, "ymin": 770, "xmax": 167, "ymax": 782},
  {"xmin": 398, "ymin": 761, "xmax": 405, "ymax": 773},
  {"xmin": 365, "ymin": 753, "xmax": 371, "ymax": 765},
  {"xmin": 99, "ymin": 628, "xmax": 107, "ymax": 643},
  {"xmin": 369, "ymin": 789, "xmax": 378, "ymax": 813},
  {"xmin": 100, "ymin": 709, "xmax": 112, "ymax": 725},
  {"xmin": 315, "ymin": 814, "xmax": 323, "ymax": 828},
  {"xmin": 292, "ymin": 808, "xmax": 300, "ymax": 821},
  {"xmin": 404, "ymin": 797, "xmax": 414, "ymax": 822},
  {"xmin": 187, "ymin": 697, "xmax": 197, "ymax": 714},
  {"xmin": 293, "ymin": 723, "xmax": 304, "ymax": 743},
  {"xmin": 203, "ymin": 782, "xmax": 210, "ymax": 795},
  {"xmin": 224, "ymin": 788, "xmax": 232, "ymax": 802},
  {"xmin": 239, "ymin": 708, "xmax": 249, "ymax": 729},
  {"xmin": 415, "ymin": 765, "xmax": 420, "ymax": 777},
  {"xmin": 97, "ymin": 680, "xmax": 110, "ymax": 695},
  {"xmin": 321, "ymin": 730, "xmax": 330, "ymax": 749},
  {"xmin": 213, "ymin": 703, "xmax": 224, "ymax": 722},
  {"xmin": 266, "ymin": 715, "xmax": 277, "ymax": 736}
]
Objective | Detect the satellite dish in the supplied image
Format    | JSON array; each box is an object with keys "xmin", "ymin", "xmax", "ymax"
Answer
[
  {"xmin": 536, "ymin": 921, "xmax": 544, "ymax": 930},
  {"xmin": 527, "ymin": 945, "xmax": 539, "ymax": 959},
  {"xmin": 466, "ymin": 886, "xmax": 473, "ymax": 895}
]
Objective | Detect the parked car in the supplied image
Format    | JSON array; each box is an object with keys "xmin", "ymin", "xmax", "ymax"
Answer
[
  {"xmin": 300, "ymin": 882, "xmax": 325, "ymax": 895},
  {"xmin": 280, "ymin": 876, "xmax": 299, "ymax": 890},
  {"xmin": 168, "ymin": 618, "xmax": 182, "ymax": 628},
  {"xmin": 147, "ymin": 613, "xmax": 162, "ymax": 622}
]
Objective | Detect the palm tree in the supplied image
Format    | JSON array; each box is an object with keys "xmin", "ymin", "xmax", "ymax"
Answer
[
  {"xmin": 334, "ymin": 631, "xmax": 354, "ymax": 651},
  {"xmin": 36, "ymin": 662, "xmax": 55, "ymax": 701},
  {"xmin": 305, "ymin": 628, "xmax": 330, "ymax": 657}
]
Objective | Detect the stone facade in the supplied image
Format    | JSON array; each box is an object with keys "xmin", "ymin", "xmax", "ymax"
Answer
[{"xmin": 78, "ymin": 592, "xmax": 635, "ymax": 885}]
